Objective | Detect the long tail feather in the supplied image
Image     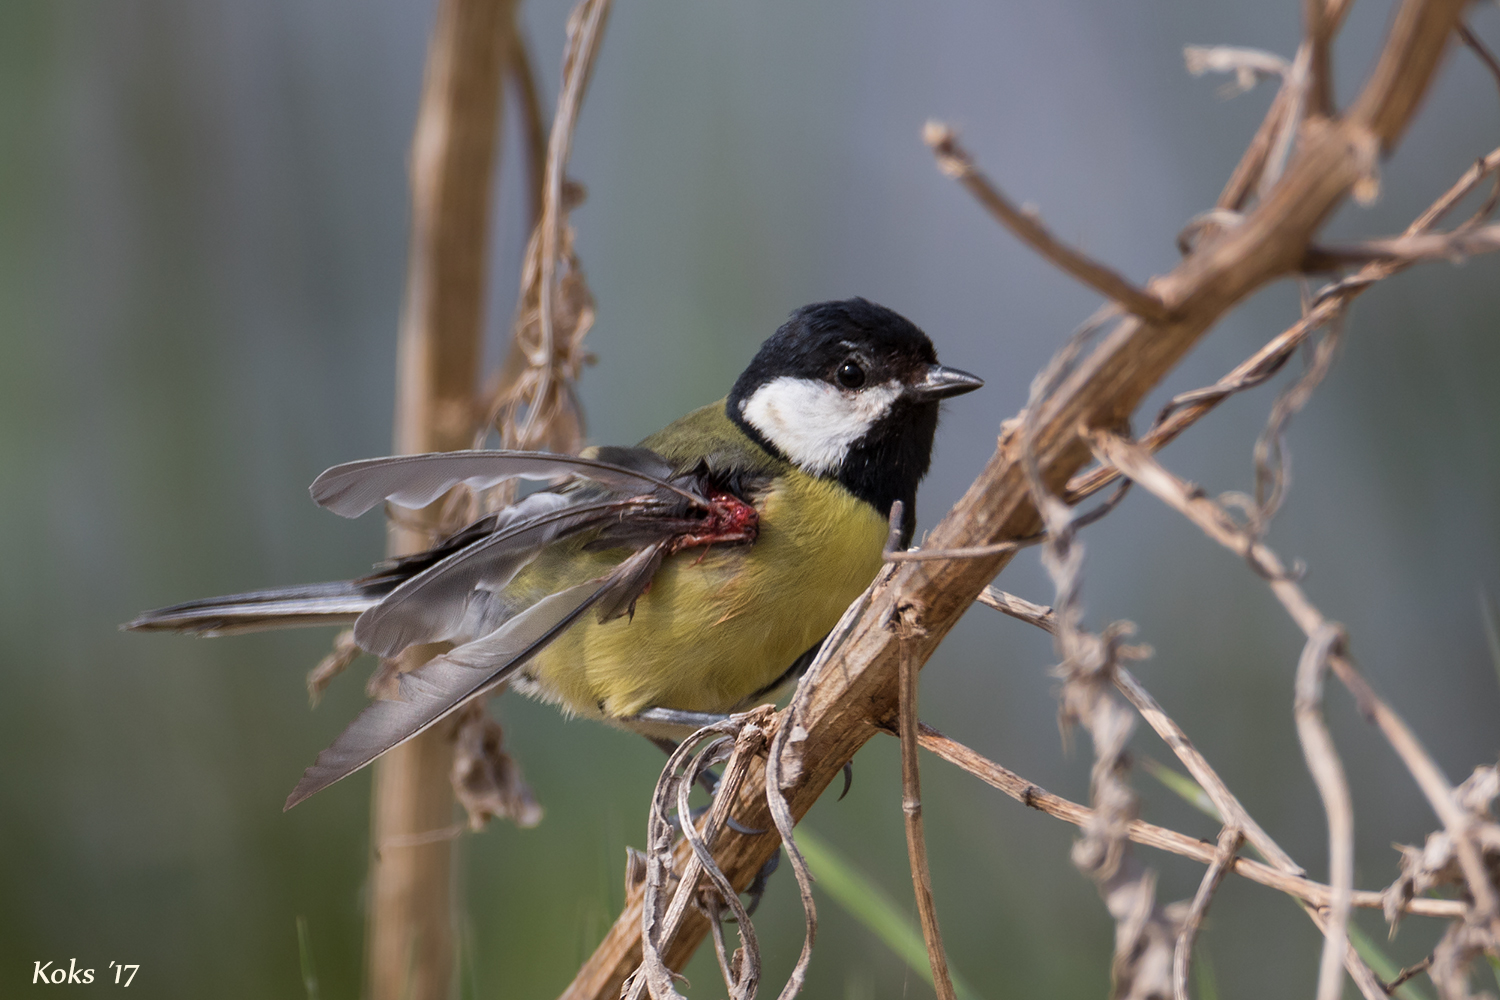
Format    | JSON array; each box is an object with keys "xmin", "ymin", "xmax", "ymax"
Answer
[
  {"xmin": 124, "ymin": 582, "xmax": 385, "ymax": 636},
  {"xmin": 284, "ymin": 579, "xmax": 610, "ymax": 809}
]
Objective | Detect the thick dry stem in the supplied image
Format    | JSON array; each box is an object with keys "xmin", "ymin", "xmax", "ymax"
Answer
[{"xmin": 370, "ymin": 3, "xmax": 518, "ymax": 1000}]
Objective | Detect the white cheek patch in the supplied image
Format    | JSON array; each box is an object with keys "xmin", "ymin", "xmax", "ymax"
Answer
[{"xmin": 739, "ymin": 376, "xmax": 900, "ymax": 475}]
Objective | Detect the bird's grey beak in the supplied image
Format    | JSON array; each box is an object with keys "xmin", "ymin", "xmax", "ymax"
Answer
[{"xmin": 910, "ymin": 364, "xmax": 984, "ymax": 400}]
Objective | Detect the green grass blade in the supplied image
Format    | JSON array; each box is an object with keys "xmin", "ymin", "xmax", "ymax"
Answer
[
  {"xmin": 1480, "ymin": 588, "xmax": 1500, "ymax": 691},
  {"xmin": 1193, "ymin": 944, "xmax": 1219, "ymax": 1000},
  {"xmin": 795, "ymin": 827, "xmax": 982, "ymax": 1000},
  {"xmin": 1141, "ymin": 756, "xmax": 1221, "ymax": 821},
  {"xmin": 295, "ymin": 915, "xmax": 321, "ymax": 1000}
]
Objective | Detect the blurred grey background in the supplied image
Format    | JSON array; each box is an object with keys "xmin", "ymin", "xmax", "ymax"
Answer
[{"xmin": 3, "ymin": 1, "xmax": 1498, "ymax": 997}]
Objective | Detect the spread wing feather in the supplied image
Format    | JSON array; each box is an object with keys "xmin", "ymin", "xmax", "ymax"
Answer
[
  {"xmin": 352, "ymin": 493, "xmax": 674, "ymax": 657},
  {"xmin": 310, "ymin": 448, "xmax": 704, "ymax": 518},
  {"xmin": 286, "ymin": 561, "xmax": 634, "ymax": 808}
]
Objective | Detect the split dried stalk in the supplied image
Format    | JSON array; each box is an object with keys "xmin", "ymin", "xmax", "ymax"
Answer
[
  {"xmin": 443, "ymin": 0, "xmax": 611, "ymax": 836},
  {"xmin": 1295, "ymin": 624, "xmax": 1355, "ymax": 1000}
]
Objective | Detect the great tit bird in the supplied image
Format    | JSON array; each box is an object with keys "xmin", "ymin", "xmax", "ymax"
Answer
[{"xmin": 128, "ymin": 298, "xmax": 982, "ymax": 807}]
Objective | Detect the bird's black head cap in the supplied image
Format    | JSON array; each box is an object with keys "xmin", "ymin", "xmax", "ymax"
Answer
[{"xmin": 727, "ymin": 298, "xmax": 982, "ymax": 545}]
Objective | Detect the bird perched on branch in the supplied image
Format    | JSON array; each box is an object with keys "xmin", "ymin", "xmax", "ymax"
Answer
[{"xmin": 128, "ymin": 298, "xmax": 982, "ymax": 808}]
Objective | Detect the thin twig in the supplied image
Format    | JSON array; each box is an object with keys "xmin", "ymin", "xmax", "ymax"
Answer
[
  {"xmin": 1216, "ymin": 54, "xmax": 1299, "ymax": 212},
  {"xmin": 1458, "ymin": 22, "xmax": 1500, "ymax": 99},
  {"xmin": 1087, "ymin": 431, "xmax": 1500, "ymax": 936},
  {"xmin": 1295, "ymin": 625, "xmax": 1357, "ymax": 1000},
  {"xmin": 1304, "ymin": 222, "xmax": 1500, "ymax": 265},
  {"xmin": 1385, "ymin": 955, "xmax": 1434, "ymax": 993},
  {"xmin": 885, "ymin": 540, "xmax": 1027, "ymax": 562},
  {"xmin": 897, "ymin": 631, "xmax": 957, "ymax": 1000},
  {"xmin": 923, "ymin": 123, "xmax": 1171, "ymax": 323},
  {"xmin": 1069, "ymin": 144, "xmax": 1500, "ymax": 507},
  {"xmin": 1212, "ymin": 0, "xmax": 1354, "ymax": 210},
  {"xmin": 907, "ymin": 724, "xmax": 1465, "ymax": 919},
  {"xmin": 976, "ymin": 588, "xmax": 1056, "ymax": 631},
  {"xmin": 1174, "ymin": 827, "xmax": 1244, "ymax": 1000},
  {"xmin": 1302, "ymin": 902, "xmax": 1391, "ymax": 1000},
  {"xmin": 1260, "ymin": 44, "xmax": 1313, "ymax": 201},
  {"xmin": 507, "ymin": 26, "xmax": 548, "ymax": 231}
]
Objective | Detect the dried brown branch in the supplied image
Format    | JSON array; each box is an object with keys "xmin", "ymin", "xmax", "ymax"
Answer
[
  {"xmin": 306, "ymin": 628, "xmax": 360, "ymax": 706},
  {"xmin": 1174, "ymin": 827, "xmax": 1244, "ymax": 1000},
  {"xmin": 560, "ymin": 3, "xmax": 1470, "ymax": 995},
  {"xmin": 884, "ymin": 539, "xmax": 1028, "ymax": 562},
  {"xmin": 976, "ymin": 587, "xmax": 1056, "ymax": 631},
  {"xmin": 911, "ymin": 724, "xmax": 1465, "ymax": 920},
  {"xmin": 1066, "ymin": 143, "xmax": 1500, "ymax": 507},
  {"xmin": 1305, "ymin": 0, "xmax": 1336, "ymax": 118},
  {"xmin": 1305, "ymin": 222, "xmax": 1500, "ymax": 265},
  {"xmin": 897, "ymin": 629, "xmax": 958, "ymax": 1000},
  {"xmin": 923, "ymin": 124, "xmax": 1171, "ymax": 323}
]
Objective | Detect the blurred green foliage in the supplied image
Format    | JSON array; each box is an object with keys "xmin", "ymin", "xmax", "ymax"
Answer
[{"xmin": 2, "ymin": 0, "xmax": 1497, "ymax": 997}]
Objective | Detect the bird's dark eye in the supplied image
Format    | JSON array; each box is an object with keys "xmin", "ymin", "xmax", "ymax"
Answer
[{"xmin": 835, "ymin": 359, "xmax": 866, "ymax": 389}]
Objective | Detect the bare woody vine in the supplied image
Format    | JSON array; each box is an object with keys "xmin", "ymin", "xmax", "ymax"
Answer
[{"xmin": 313, "ymin": 0, "xmax": 1500, "ymax": 998}]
